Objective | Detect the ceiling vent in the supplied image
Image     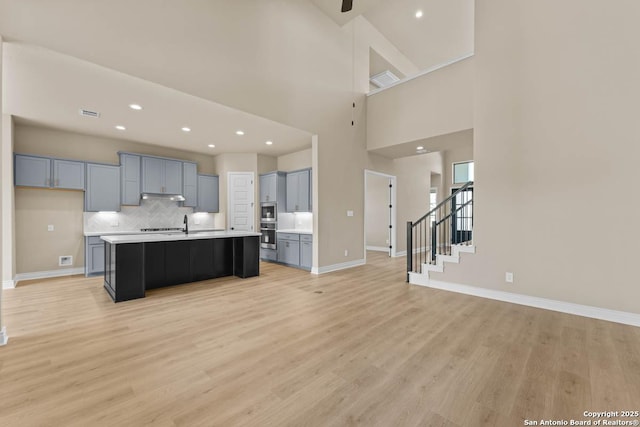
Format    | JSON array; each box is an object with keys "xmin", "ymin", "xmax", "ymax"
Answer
[
  {"xmin": 370, "ymin": 70, "xmax": 400, "ymax": 89},
  {"xmin": 79, "ymin": 109, "xmax": 100, "ymax": 118}
]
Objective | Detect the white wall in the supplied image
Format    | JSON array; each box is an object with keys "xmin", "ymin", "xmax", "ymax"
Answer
[
  {"xmin": 429, "ymin": 0, "xmax": 640, "ymax": 314},
  {"xmin": 367, "ymin": 57, "xmax": 474, "ymax": 151}
]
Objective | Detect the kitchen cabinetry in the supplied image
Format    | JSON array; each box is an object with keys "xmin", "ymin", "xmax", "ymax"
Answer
[
  {"xmin": 260, "ymin": 173, "xmax": 276, "ymax": 203},
  {"xmin": 300, "ymin": 234, "xmax": 312, "ymax": 269},
  {"xmin": 141, "ymin": 156, "xmax": 183, "ymax": 194},
  {"xmin": 286, "ymin": 168, "xmax": 311, "ymax": 212},
  {"xmin": 52, "ymin": 159, "xmax": 85, "ymax": 190},
  {"xmin": 104, "ymin": 242, "xmax": 145, "ymax": 302},
  {"xmin": 259, "ymin": 172, "xmax": 286, "ymax": 203},
  {"xmin": 275, "ymin": 232, "xmax": 312, "ymax": 271},
  {"xmin": 103, "ymin": 234, "xmax": 258, "ymax": 302},
  {"xmin": 183, "ymin": 162, "xmax": 198, "ymax": 207},
  {"xmin": 277, "ymin": 233, "xmax": 301, "ymax": 266},
  {"xmin": 85, "ymin": 163, "xmax": 121, "ymax": 212},
  {"xmin": 15, "ymin": 154, "xmax": 51, "ymax": 188},
  {"xmin": 120, "ymin": 153, "xmax": 141, "ymax": 206},
  {"xmin": 85, "ymin": 236, "xmax": 105, "ymax": 276},
  {"xmin": 15, "ymin": 154, "xmax": 85, "ymax": 190},
  {"xmin": 196, "ymin": 174, "xmax": 219, "ymax": 212}
]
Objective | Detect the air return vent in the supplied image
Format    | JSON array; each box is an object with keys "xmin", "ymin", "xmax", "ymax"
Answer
[
  {"xmin": 79, "ymin": 109, "xmax": 100, "ymax": 118},
  {"xmin": 369, "ymin": 70, "xmax": 400, "ymax": 89}
]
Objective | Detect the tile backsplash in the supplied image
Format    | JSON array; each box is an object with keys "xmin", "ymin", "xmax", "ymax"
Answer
[
  {"xmin": 84, "ymin": 198, "xmax": 223, "ymax": 232},
  {"xmin": 278, "ymin": 212, "xmax": 313, "ymax": 231}
]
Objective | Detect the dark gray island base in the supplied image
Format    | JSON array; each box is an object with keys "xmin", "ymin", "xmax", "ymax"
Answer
[{"xmin": 102, "ymin": 232, "xmax": 260, "ymax": 302}]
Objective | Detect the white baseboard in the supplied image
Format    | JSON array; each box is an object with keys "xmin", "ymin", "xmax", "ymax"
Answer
[
  {"xmin": 0, "ymin": 327, "xmax": 7, "ymax": 346},
  {"xmin": 311, "ymin": 259, "xmax": 366, "ymax": 275},
  {"xmin": 410, "ymin": 275, "xmax": 640, "ymax": 327},
  {"xmin": 14, "ymin": 267, "xmax": 85, "ymax": 285},
  {"xmin": 2, "ymin": 280, "xmax": 15, "ymax": 290},
  {"xmin": 395, "ymin": 250, "xmax": 407, "ymax": 257},
  {"xmin": 366, "ymin": 246, "xmax": 389, "ymax": 252}
]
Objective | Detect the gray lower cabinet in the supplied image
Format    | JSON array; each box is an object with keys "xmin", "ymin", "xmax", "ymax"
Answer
[
  {"xmin": 53, "ymin": 159, "xmax": 85, "ymax": 190},
  {"xmin": 85, "ymin": 236, "xmax": 105, "ymax": 276},
  {"xmin": 120, "ymin": 153, "xmax": 141, "ymax": 205},
  {"xmin": 15, "ymin": 154, "xmax": 85, "ymax": 190},
  {"xmin": 275, "ymin": 232, "xmax": 312, "ymax": 270},
  {"xmin": 277, "ymin": 237, "xmax": 300, "ymax": 266},
  {"xmin": 260, "ymin": 248, "xmax": 277, "ymax": 261},
  {"xmin": 196, "ymin": 174, "xmax": 219, "ymax": 212},
  {"xmin": 300, "ymin": 239, "xmax": 312, "ymax": 269},
  {"xmin": 85, "ymin": 163, "xmax": 121, "ymax": 212},
  {"xmin": 183, "ymin": 162, "xmax": 198, "ymax": 207}
]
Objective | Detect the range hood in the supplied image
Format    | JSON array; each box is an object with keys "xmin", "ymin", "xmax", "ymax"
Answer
[{"xmin": 141, "ymin": 193, "xmax": 186, "ymax": 202}]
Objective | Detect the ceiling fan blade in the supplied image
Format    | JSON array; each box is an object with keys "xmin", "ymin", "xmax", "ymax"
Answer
[{"xmin": 341, "ymin": 0, "xmax": 353, "ymax": 13}]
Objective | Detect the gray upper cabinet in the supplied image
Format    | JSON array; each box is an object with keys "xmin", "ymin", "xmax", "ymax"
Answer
[
  {"xmin": 196, "ymin": 174, "xmax": 219, "ymax": 213},
  {"xmin": 15, "ymin": 154, "xmax": 84, "ymax": 190},
  {"xmin": 141, "ymin": 157, "xmax": 183, "ymax": 194},
  {"xmin": 15, "ymin": 154, "xmax": 51, "ymax": 188},
  {"xmin": 260, "ymin": 173, "xmax": 276, "ymax": 203},
  {"xmin": 286, "ymin": 168, "xmax": 311, "ymax": 212},
  {"xmin": 141, "ymin": 157, "xmax": 164, "ymax": 193},
  {"xmin": 120, "ymin": 153, "xmax": 141, "ymax": 205},
  {"xmin": 86, "ymin": 163, "xmax": 121, "ymax": 212},
  {"xmin": 53, "ymin": 159, "xmax": 85, "ymax": 190},
  {"xmin": 164, "ymin": 160, "xmax": 183, "ymax": 194},
  {"xmin": 183, "ymin": 162, "xmax": 198, "ymax": 207}
]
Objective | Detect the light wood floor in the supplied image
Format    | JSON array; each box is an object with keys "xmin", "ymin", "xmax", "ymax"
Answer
[{"xmin": 1, "ymin": 252, "xmax": 639, "ymax": 426}]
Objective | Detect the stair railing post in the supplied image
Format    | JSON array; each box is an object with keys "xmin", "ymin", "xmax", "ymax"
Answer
[
  {"xmin": 406, "ymin": 221, "xmax": 413, "ymax": 282},
  {"xmin": 431, "ymin": 219, "xmax": 437, "ymax": 263}
]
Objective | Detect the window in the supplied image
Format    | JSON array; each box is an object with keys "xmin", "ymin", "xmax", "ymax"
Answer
[
  {"xmin": 453, "ymin": 161, "xmax": 474, "ymax": 184},
  {"xmin": 429, "ymin": 188, "xmax": 437, "ymax": 224}
]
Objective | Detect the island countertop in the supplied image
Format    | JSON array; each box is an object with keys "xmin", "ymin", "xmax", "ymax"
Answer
[{"xmin": 101, "ymin": 230, "xmax": 261, "ymax": 244}]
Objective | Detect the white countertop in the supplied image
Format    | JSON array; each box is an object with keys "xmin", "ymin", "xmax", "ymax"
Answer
[
  {"xmin": 277, "ymin": 229, "xmax": 313, "ymax": 235},
  {"xmin": 84, "ymin": 228, "xmax": 224, "ymax": 237},
  {"xmin": 101, "ymin": 230, "xmax": 261, "ymax": 244}
]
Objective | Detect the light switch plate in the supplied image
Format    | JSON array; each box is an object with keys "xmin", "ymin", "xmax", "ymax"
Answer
[
  {"xmin": 347, "ymin": 210, "xmax": 354, "ymax": 217},
  {"xmin": 47, "ymin": 225, "xmax": 54, "ymax": 232}
]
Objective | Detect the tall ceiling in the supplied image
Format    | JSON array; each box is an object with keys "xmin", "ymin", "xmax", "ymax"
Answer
[{"xmin": 0, "ymin": 0, "xmax": 473, "ymax": 155}]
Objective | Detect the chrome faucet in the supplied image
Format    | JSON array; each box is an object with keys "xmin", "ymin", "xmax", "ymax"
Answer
[{"xmin": 183, "ymin": 214, "xmax": 189, "ymax": 234}]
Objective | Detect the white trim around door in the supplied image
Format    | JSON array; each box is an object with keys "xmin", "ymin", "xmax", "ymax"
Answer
[{"xmin": 364, "ymin": 170, "xmax": 397, "ymax": 261}]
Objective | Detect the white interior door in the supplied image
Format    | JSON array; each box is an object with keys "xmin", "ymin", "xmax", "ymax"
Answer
[{"xmin": 228, "ymin": 172, "xmax": 255, "ymax": 231}]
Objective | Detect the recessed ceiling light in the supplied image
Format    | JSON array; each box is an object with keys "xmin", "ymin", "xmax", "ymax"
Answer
[
  {"xmin": 415, "ymin": 10, "xmax": 423, "ymax": 18},
  {"xmin": 265, "ymin": 141, "xmax": 273, "ymax": 145},
  {"xmin": 236, "ymin": 130, "xmax": 245, "ymax": 136},
  {"xmin": 115, "ymin": 125, "xmax": 126, "ymax": 131},
  {"xmin": 129, "ymin": 104, "xmax": 142, "ymax": 110},
  {"xmin": 208, "ymin": 144, "xmax": 215, "ymax": 148},
  {"xmin": 416, "ymin": 146, "xmax": 424, "ymax": 150},
  {"xmin": 182, "ymin": 127, "xmax": 191, "ymax": 132}
]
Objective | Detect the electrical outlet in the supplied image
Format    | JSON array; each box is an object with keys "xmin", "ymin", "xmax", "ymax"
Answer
[
  {"xmin": 347, "ymin": 210, "xmax": 354, "ymax": 217},
  {"xmin": 110, "ymin": 221, "xmax": 119, "ymax": 227},
  {"xmin": 47, "ymin": 225, "xmax": 54, "ymax": 232},
  {"xmin": 386, "ymin": 239, "xmax": 389, "ymax": 244},
  {"xmin": 59, "ymin": 256, "xmax": 73, "ymax": 267},
  {"xmin": 505, "ymin": 272, "xmax": 514, "ymax": 283},
  {"xmin": 194, "ymin": 218, "xmax": 200, "ymax": 225},
  {"xmin": 344, "ymin": 249, "xmax": 348, "ymax": 257}
]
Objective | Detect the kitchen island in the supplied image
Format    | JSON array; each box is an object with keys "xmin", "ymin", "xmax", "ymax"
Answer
[{"xmin": 101, "ymin": 231, "xmax": 260, "ymax": 302}]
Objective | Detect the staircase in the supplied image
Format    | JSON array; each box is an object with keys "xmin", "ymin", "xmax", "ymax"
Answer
[{"xmin": 406, "ymin": 181, "xmax": 475, "ymax": 285}]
